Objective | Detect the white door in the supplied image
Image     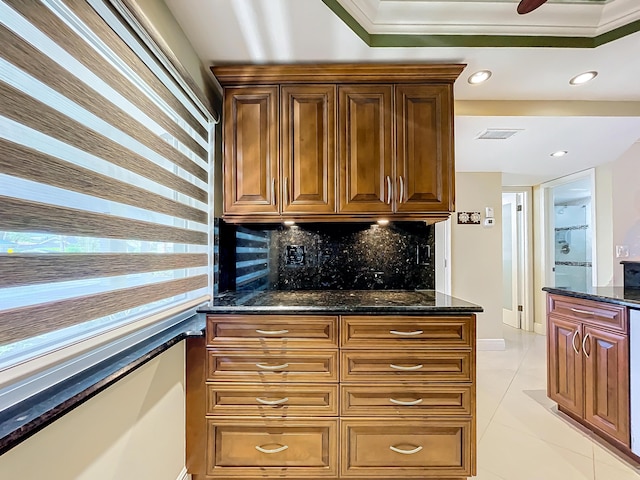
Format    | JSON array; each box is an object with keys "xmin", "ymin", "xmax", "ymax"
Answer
[{"xmin": 502, "ymin": 193, "xmax": 520, "ymax": 328}]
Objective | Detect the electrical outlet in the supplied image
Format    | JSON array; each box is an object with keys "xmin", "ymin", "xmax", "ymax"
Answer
[
  {"xmin": 285, "ymin": 245, "xmax": 306, "ymax": 266},
  {"xmin": 616, "ymin": 245, "xmax": 629, "ymax": 258}
]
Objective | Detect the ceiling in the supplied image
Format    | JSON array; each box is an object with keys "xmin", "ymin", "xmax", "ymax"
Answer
[{"xmin": 164, "ymin": 0, "xmax": 640, "ymax": 186}]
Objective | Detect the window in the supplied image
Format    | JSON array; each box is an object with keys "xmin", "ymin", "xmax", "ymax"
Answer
[{"xmin": 0, "ymin": 0, "xmax": 214, "ymax": 372}]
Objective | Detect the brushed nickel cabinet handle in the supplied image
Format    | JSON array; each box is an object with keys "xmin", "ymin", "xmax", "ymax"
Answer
[
  {"xmin": 284, "ymin": 176, "xmax": 289, "ymax": 205},
  {"xmin": 390, "ymin": 445, "xmax": 423, "ymax": 455},
  {"xmin": 390, "ymin": 330, "xmax": 423, "ymax": 336},
  {"xmin": 390, "ymin": 363, "xmax": 423, "ymax": 371},
  {"xmin": 389, "ymin": 398, "xmax": 424, "ymax": 406},
  {"xmin": 582, "ymin": 332, "xmax": 591, "ymax": 358},
  {"xmin": 386, "ymin": 175, "xmax": 392, "ymax": 204},
  {"xmin": 255, "ymin": 329, "xmax": 289, "ymax": 335},
  {"xmin": 256, "ymin": 444, "xmax": 288, "ymax": 454},
  {"xmin": 570, "ymin": 307, "xmax": 595, "ymax": 316},
  {"xmin": 256, "ymin": 397, "xmax": 289, "ymax": 406},
  {"xmin": 271, "ymin": 178, "xmax": 276, "ymax": 205},
  {"xmin": 256, "ymin": 363, "xmax": 289, "ymax": 371},
  {"xmin": 399, "ymin": 176, "xmax": 405, "ymax": 204},
  {"xmin": 572, "ymin": 330, "xmax": 581, "ymax": 355}
]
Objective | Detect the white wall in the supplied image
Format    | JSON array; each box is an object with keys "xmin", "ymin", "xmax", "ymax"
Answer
[
  {"xmin": 612, "ymin": 142, "xmax": 640, "ymax": 284},
  {"xmin": 0, "ymin": 343, "xmax": 186, "ymax": 480},
  {"xmin": 451, "ymin": 172, "xmax": 504, "ymax": 342}
]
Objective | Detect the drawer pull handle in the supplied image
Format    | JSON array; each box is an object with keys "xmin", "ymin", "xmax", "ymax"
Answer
[
  {"xmin": 389, "ymin": 398, "xmax": 423, "ymax": 406},
  {"xmin": 255, "ymin": 444, "xmax": 288, "ymax": 454},
  {"xmin": 390, "ymin": 445, "xmax": 423, "ymax": 455},
  {"xmin": 255, "ymin": 329, "xmax": 289, "ymax": 335},
  {"xmin": 256, "ymin": 397, "xmax": 289, "ymax": 406},
  {"xmin": 572, "ymin": 330, "xmax": 581, "ymax": 355},
  {"xmin": 390, "ymin": 330, "xmax": 423, "ymax": 336},
  {"xmin": 582, "ymin": 332, "xmax": 591, "ymax": 359},
  {"xmin": 570, "ymin": 307, "xmax": 595, "ymax": 316},
  {"xmin": 390, "ymin": 363, "xmax": 423, "ymax": 371},
  {"xmin": 256, "ymin": 363, "xmax": 289, "ymax": 371}
]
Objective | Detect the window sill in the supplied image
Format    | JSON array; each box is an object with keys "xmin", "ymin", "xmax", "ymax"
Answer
[{"xmin": 0, "ymin": 315, "xmax": 204, "ymax": 455}]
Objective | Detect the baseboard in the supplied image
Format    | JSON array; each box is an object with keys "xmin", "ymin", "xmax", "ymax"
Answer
[
  {"xmin": 534, "ymin": 322, "xmax": 546, "ymax": 336},
  {"xmin": 477, "ymin": 338, "xmax": 506, "ymax": 351},
  {"xmin": 176, "ymin": 467, "xmax": 190, "ymax": 480}
]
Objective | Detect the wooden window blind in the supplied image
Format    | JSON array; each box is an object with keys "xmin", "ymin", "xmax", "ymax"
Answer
[{"xmin": 0, "ymin": 0, "xmax": 213, "ymax": 361}]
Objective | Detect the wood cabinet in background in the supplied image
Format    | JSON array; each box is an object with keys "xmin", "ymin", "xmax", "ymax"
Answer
[
  {"xmin": 213, "ymin": 64, "xmax": 465, "ymax": 223},
  {"xmin": 547, "ymin": 294, "xmax": 630, "ymax": 447}
]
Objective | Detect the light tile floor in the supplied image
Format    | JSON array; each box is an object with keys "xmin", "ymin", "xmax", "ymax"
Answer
[{"xmin": 475, "ymin": 325, "xmax": 640, "ymax": 480}]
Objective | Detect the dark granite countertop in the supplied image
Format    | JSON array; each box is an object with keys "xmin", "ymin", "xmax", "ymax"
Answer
[
  {"xmin": 543, "ymin": 286, "xmax": 640, "ymax": 309},
  {"xmin": 198, "ymin": 289, "xmax": 483, "ymax": 314}
]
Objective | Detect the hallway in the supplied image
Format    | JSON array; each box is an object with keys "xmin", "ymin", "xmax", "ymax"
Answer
[{"xmin": 475, "ymin": 326, "xmax": 640, "ymax": 479}]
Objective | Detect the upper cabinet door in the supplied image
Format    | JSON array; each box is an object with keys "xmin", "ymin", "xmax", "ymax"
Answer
[
  {"xmin": 395, "ymin": 85, "xmax": 453, "ymax": 213},
  {"xmin": 281, "ymin": 85, "xmax": 336, "ymax": 214},
  {"xmin": 338, "ymin": 85, "xmax": 393, "ymax": 214},
  {"xmin": 223, "ymin": 86, "xmax": 279, "ymax": 215}
]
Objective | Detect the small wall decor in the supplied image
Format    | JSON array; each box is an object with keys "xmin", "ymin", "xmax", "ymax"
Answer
[{"xmin": 457, "ymin": 211, "xmax": 482, "ymax": 224}]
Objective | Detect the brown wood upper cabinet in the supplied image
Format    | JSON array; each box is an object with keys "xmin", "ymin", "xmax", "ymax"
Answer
[{"xmin": 213, "ymin": 64, "xmax": 465, "ymax": 223}]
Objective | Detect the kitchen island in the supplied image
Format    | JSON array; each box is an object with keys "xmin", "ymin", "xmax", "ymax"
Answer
[
  {"xmin": 187, "ymin": 290, "xmax": 482, "ymax": 480},
  {"xmin": 542, "ymin": 286, "xmax": 640, "ymax": 464}
]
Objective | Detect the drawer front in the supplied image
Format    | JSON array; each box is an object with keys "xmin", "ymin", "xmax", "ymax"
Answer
[
  {"xmin": 341, "ymin": 384, "xmax": 472, "ymax": 416},
  {"xmin": 207, "ymin": 350, "xmax": 339, "ymax": 382},
  {"xmin": 206, "ymin": 418, "xmax": 338, "ymax": 477},
  {"xmin": 341, "ymin": 316, "xmax": 473, "ymax": 349},
  {"xmin": 341, "ymin": 351, "xmax": 473, "ymax": 382},
  {"xmin": 207, "ymin": 383, "xmax": 339, "ymax": 416},
  {"xmin": 207, "ymin": 315, "xmax": 338, "ymax": 348},
  {"xmin": 548, "ymin": 294, "xmax": 627, "ymax": 333},
  {"xmin": 340, "ymin": 418, "xmax": 473, "ymax": 477}
]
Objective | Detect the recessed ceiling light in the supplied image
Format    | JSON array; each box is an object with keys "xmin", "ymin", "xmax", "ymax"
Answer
[
  {"xmin": 551, "ymin": 150, "xmax": 568, "ymax": 157},
  {"xmin": 569, "ymin": 71, "xmax": 598, "ymax": 85},
  {"xmin": 468, "ymin": 70, "xmax": 492, "ymax": 85}
]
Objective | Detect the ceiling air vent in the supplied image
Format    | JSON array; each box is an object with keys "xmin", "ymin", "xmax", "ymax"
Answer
[{"xmin": 475, "ymin": 129, "xmax": 523, "ymax": 140}]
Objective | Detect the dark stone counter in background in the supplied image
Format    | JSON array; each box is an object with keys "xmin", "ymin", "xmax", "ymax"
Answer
[{"xmin": 542, "ymin": 286, "xmax": 640, "ymax": 310}]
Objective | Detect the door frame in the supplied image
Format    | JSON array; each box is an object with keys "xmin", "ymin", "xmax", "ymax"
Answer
[
  {"xmin": 540, "ymin": 169, "xmax": 598, "ymax": 290},
  {"xmin": 503, "ymin": 187, "xmax": 534, "ymax": 331}
]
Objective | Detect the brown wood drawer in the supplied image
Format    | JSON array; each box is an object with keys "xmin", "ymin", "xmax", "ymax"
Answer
[
  {"xmin": 548, "ymin": 294, "xmax": 627, "ymax": 333},
  {"xmin": 207, "ymin": 315, "xmax": 338, "ymax": 348},
  {"xmin": 340, "ymin": 418, "xmax": 473, "ymax": 478},
  {"xmin": 206, "ymin": 418, "xmax": 338, "ymax": 477},
  {"xmin": 207, "ymin": 350, "xmax": 339, "ymax": 382},
  {"xmin": 207, "ymin": 383, "xmax": 339, "ymax": 416},
  {"xmin": 341, "ymin": 351, "xmax": 473, "ymax": 383},
  {"xmin": 341, "ymin": 316, "xmax": 473, "ymax": 349},
  {"xmin": 341, "ymin": 384, "xmax": 472, "ymax": 416}
]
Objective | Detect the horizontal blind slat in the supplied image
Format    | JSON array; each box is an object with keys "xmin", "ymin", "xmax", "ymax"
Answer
[
  {"xmin": 60, "ymin": 0, "xmax": 209, "ymax": 137},
  {"xmin": 0, "ymin": 81, "xmax": 207, "ymax": 203},
  {"xmin": 0, "ymin": 22, "xmax": 206, "ymax": 180},
  {"xmin": 0, "ymin": 196, "xmax": 208, "ymax": 245},
  {"xmin": 0, "ymin": 138, "xmax": 207, "ymax": 224},
  {"xmin": 3, "ymin": 0, "xmax": 208, "ymax": 141},
  {"xmin": 0, "ymin": 275, "xmax": 209, "ymax": 346},
  {"xmin": 0, "ymin": 253, "xmax": 208, "ymax": 287}
]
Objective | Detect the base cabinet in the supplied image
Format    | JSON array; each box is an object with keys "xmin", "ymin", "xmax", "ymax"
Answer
[
  {"xmin": 188, "ymin": 313, "xmax": 477, "ymax": 479},
  {"xmin": 547, "ymin": 294, "xmax": 630, "ymax": 447}
]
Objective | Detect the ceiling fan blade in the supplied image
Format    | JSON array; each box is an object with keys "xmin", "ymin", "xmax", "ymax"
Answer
[{"xmin": 517, "ymin": 0, "xmax": 548, "ymax": 15}]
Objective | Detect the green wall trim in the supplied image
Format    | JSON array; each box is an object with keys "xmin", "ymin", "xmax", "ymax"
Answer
[{"xmin": 322, "ymin": 0, "xmax": 640, "ymax": 49}]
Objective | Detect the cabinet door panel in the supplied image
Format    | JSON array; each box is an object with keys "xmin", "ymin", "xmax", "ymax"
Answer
[
  {"xmin": 281, "ymin": 85, "xmax": 335, "ymax": 214},
  {"xmin": 547, "ymin": 315, "xmax": 583, "ymax": 416},
  {"xmin": 223, "ymin": 87, "xmax": 279, "ymax": 214},
  {"xmin": 395, "ymin": 85, "xmax": 453, "ymax": 213},
  {"xmin": 338, "ymin": 85, "xmax": 393, "ymax": 213},
  {"xmin": 583, "ymin": 326, "xmax": 630, "ymax": 445}
]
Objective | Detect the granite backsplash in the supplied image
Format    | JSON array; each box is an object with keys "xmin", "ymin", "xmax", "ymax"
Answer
[{"xmin": 216, "ymin": 220, "xmax": 435, "ymax": 291}]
